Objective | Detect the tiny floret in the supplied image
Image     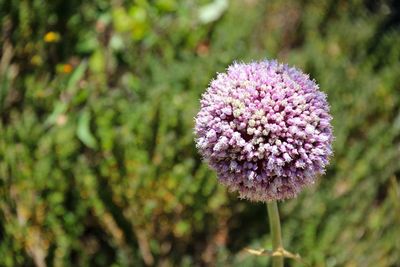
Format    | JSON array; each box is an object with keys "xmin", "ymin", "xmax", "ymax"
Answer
[{"xmin": 195, "ymin": 60, "xmax": 333, "ymax": 201}]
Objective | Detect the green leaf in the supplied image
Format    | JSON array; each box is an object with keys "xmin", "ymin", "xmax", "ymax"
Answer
[
  {"xmin": 77, "ymin": 110, "xmax": 97, "ymax": 149},
  {"xmin": 89, "ymin": 49, "xmax": 105, "ymax": 73},
  {"xmin": 67, "ymin": 60, "xmax": 87, "ymax": 93},
  {"xmin": 198, "ymin": 0, "xmax": 228, "ymax": 24},
  {"xmin": 45, "ymin": 61, "xmax": 88, "ymax": 126}
]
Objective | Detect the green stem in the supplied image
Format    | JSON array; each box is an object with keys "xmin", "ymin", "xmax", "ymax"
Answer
[{"xmin": 267, "ymin": 201, "xmax": 284, "ymax": 267}]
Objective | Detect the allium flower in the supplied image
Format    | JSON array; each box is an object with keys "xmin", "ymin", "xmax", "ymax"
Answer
[{"xmin": 194, "ymin": 60, "xmax": 333, "ymax": 201}]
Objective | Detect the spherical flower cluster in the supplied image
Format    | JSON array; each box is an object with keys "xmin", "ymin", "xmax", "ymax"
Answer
[{"xmin": 195, "ymin": 60, "xmax": 333, "ymax": 202}]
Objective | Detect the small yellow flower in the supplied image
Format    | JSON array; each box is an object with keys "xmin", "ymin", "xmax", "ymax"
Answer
[{"xmin": 44, "ymin": 31, "xmax": 60, "ymax": 43}]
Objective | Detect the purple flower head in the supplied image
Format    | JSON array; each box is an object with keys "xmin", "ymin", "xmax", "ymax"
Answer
[{"xmin": 194, "ymin": 60, "xmax": 333, "ymax": 202}]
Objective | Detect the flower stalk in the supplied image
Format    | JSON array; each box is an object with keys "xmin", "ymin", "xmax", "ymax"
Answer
[{"xmin": 267, "ymin": 201, "xmax": 284, "ymax": 267}]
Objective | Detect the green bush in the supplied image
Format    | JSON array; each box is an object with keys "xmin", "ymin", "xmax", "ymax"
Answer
[{"xmin": 0, "ymin": 0, "xmax": 399, "ymax": 266}]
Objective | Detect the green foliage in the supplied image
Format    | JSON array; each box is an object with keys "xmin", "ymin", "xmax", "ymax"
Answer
[{"xmin": 1, "ymin": 0, "xmax": 400, "ymax": 266}]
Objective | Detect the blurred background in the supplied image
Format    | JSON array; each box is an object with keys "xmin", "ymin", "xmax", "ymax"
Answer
[{"xmin": 0, "ymin": 0, "xmax": 400, "ymax": 266}]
